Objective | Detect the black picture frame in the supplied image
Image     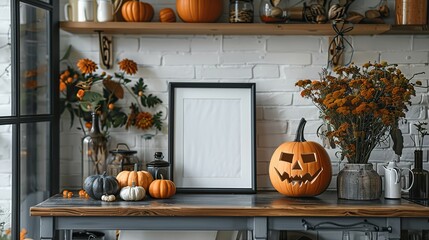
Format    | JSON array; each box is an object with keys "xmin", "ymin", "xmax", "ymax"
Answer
[{"xmin": 168, "ymin": 82, "xmax": 256, "ymax": 193}]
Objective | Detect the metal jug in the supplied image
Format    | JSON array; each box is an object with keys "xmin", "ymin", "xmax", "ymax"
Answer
[{"xmin": 383, "ymin": 161, "xmax": 414, "ymax": 199}]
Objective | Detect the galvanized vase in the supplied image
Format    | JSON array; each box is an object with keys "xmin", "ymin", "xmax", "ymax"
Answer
[{"xmin": 337, "ymin": 163, "xmax": 382, "ymax": 200}]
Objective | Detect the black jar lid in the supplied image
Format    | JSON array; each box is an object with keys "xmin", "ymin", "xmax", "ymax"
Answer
[
  {"xmin": 146, "ymin": 152, "xmax": 170, "ymax": 167},
  {"xmin": 109, "ymin": 143, "xmax": 137, "ymax": 155}
]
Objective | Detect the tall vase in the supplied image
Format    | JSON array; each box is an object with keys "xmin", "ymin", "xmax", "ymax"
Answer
[
  {"xmin": 409, "ymin": 150, "xmax": 429, "ymax": 199},
  {"xmin": 82, "ymin": 112, "xmax": 108, "ymax": 186},
  {"xmin": 337, "ymin": 163, "xmax": 382, "ymax": 200}
]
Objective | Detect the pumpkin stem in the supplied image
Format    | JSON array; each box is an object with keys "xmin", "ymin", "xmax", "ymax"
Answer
[
  {"xmin": 132, "ymin": 181, "xmax": 136, "ymax": 187},
  {"xmin": 133, "ymin": 163, "xmax": 138, "ymax": 172},
  {"xmin": 294, "ymin": 118, "xmax": 307, "ymax": 142}
]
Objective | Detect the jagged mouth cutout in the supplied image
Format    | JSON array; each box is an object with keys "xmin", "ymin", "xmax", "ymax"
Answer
[{"xmin": 274, "ymin": 152, "xmax": 323, "ymax": 186}]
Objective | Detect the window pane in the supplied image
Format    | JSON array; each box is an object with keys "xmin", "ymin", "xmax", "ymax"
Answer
[
  {"xmin": 20, "ymin": 122, "xmax": 50, "ymax": 239},
  {"xmin": 20, "ymin": 3, "xmax": 50, "ymax": 115},
  {"xmin": 0, "ymin": 124, "xmax": 12, "ymax": 239},
  {"xmin": 0, "ymin": 0, "xmax": 11, "ymax": 117}
]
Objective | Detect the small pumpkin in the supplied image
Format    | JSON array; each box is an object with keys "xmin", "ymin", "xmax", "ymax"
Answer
[
  {"xmin": 83, "ymin": 172, "xmax": 120, "ymax": 200},
  {"xmin": 101, "ymin": 194, "xmax": 116, "ymax": 202},
  {"xmin": 121, "ymin": 0, "xmax": 154, "ymax": 22},
  {"xmin": 269, "ymin": 118, "xmax": 332, "ymax": 197},
  {"xmin": 176, "ymin": 0, "xmax": 223, "ymax": 23},
  {"xmin": 116, "ymin": 163, "xmax": 154, "ymax": 190},
  {"xmin": 159, "ymin": 8, "xmax": 176, "ymax": 23},
  {"xmin": 148, "ymin": 175, "xmax": 176, "ymax": 199},
  {"xmin": 120, "ymin": 182, "xmax": 146, "ymax": 201}
]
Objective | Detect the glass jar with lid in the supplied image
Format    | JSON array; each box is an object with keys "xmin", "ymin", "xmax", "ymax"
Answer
[
  {"xmin": 229, "ymin": 0, "xmax": 254, "ymax": 23},
  {"xmin": 107, "ymin": 143, "xmax": 139, "ymax": 177},
  {"xmin": 260, "ymin": 0, "xmax": 288, "ymax": 23}
]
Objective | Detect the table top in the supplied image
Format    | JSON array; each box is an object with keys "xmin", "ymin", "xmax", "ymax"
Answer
[{"xmin": 30, "ymin": 191, "xmax": 429, "ymax": 218}]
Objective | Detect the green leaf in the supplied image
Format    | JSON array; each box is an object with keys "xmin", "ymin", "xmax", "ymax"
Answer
[
  {"xmin": 141, "ymin": 94, "xmax": 162, "ymax": 108},
  {"xmin": 152, "ymin": 111, "xmax": 163, "ymax": 131},
  {"xmin": 390, "ymin": 128, "xmax": 404, "ymax": 156},
  {"xmin": 80, "ymin": 91, "xmax": 105, "ymax": 111},
  {"xmin": 60, "ymin": 45, "xmax": 72, "ymax": 62}
]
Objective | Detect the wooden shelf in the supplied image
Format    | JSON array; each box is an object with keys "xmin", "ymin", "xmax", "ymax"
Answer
[{"xmin": 60, "ymin": 21, "xmax": 392, "ymax": 35}]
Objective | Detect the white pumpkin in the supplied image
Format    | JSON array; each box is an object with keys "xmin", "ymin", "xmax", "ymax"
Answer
[
  {"xmin": 101, "ymin": 194, "xmax": 116, "ymax": 202},
  {"xmin": 120, "ymin": 182, "xmax": 146, "ymax": 201}
]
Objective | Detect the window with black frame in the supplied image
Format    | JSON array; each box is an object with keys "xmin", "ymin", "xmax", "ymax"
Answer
[{"xmin": 0, "ymin": 1, "xmax": 59, "ymax": 239}]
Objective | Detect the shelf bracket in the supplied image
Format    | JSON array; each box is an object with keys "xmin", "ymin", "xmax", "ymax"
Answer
[{"xmin": 95, "ymin": 30, "xmax": 113, "ymax": 69}]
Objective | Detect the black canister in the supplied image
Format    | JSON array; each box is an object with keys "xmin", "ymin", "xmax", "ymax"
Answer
[{"xmin": 146, "ymin": 152, "xmax": 170, "ymax": 180}]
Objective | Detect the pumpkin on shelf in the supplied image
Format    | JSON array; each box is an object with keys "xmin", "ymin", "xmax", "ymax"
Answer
[
  {"xmin": 116, "ymin": 163, "xmax": 154, "ymax": 190},
  {"xmin": 101, "ymin": 194, "xmax": 116, "ymax": 202},
  {"xmin": 269, "ymin": 118, "xmax": 332, "ymax": 197},
  {"xmin": 83, "ymin": 172, "xmax": 120, "ymax": 200},
  {"xmin": 121, "ymin": 0, "xmax": 154, "ymax": 22},
  {"xmin": 159, "ymin": 8, "xmax": 176, "ymax": 22},
  {"xmin": 176, "ymin": 0, "xmax": 223, "ymax": 23},
  {"xmin": 120, "ymin": 182, "xmax": 146, "ymax": 201},
  {"xmin": 148, "ymin": 175, "xmax": 176, "ymax": 199}
]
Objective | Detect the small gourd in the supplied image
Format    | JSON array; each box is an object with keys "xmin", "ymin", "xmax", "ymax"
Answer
[
  {"xmin": 148, "ymin": 175, "xmax": 176, "ymax": 199},
  {"xmin": 159, "ymin": 8, "xmax": 176, "ymax": 22},
  {"xmin": 83, "ymin": 172, "xmax": 120, "ymax": 200},
  {"xmin": 120, "ymin": 182, "xmax": 146, "ymax": 201},
  {"xmin": 116, "ymin": 163, "xmax": 154, "ymax": 190},
  {"xmin": 101, "ymin": 194, "xmax": 116, "ymax": 202}
]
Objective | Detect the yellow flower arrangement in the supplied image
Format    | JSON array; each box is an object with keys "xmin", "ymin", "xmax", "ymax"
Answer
[
  {"xmin": 296, "ymin": 62, "xmax": 419, "ymax": 164},
  {"xmin": 60, "ymin": 57, "xmax": 163, "ymax": 135}
]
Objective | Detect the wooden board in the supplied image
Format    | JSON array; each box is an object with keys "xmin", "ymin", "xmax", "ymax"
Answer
[
  {"xmin": 30, "ymin": 191, "xmax": 429, "ymax": 217},
  {"xmin": 59, "ymin": 22, "xmax": 391, "ymax": 35}
]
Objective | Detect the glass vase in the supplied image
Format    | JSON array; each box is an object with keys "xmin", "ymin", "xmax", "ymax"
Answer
[
  {"xmin": 337, "ymin": 163, "xmax": 382, "ymax": 200},
  {"xmin": 81, "ymin": 112, "xmax": 108, "ymax": 186},
  {"xmin": 409, "ymin": 150, "xmax": 429, "ymax": 199}
]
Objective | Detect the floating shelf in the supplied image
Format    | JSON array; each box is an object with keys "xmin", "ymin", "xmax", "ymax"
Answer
[{"xmin": 60, "ymin": 22, "xmax": 395, "ymax": 35}]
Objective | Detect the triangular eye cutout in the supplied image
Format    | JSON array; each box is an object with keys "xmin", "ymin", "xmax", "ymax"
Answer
[
  {"xmin": 279, "ymin": 152, "xmax": 293, "ymax": 163},
  {"xmin": 301, "ymin": 153, "xmax": 316, "ymax": 163}
]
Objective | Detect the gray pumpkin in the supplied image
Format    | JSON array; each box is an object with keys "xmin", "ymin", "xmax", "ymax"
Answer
[{"xmin": 83, "ymin": 172, "xmax": 120, "ymax": 200}]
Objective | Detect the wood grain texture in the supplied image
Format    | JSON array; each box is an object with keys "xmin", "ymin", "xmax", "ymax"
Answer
[
  {"xmin": 59, "ymin": 22, "xmax": 391, "ymax": 35},
  {"xmin": 30, "ymin": 191, "xmax": 429, "ymax": 217}
]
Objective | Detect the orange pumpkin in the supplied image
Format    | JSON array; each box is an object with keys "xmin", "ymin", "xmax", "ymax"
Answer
[
  {"xmin": 176, "ymin": 0, "xmax": 223, "ymax": 23},
  {"xmin": 148, "ymin": 176, "xmax": 176, "ymax": 199},
  {"xmin": 159, "ymin": 8, "xmax": 176, "ymax": 22},
  {"xmin": 269, "ymin": 118, "xmax": 332, "ymax": 197},
  {"xmin": 116, "ymin": 164, "xmax": 154, "ymax": 190},
  {"xmin": 121, "ymin": 0, "xmax": 154, "ymax": 22}
]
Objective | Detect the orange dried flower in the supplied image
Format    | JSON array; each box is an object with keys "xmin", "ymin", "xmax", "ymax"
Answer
[
  {"xmin": 134, "ymin": 112, "xmax": 153, "ymax": 129},
  {"xmin": 77, "ymin": 58, "xmax": 98, "ymax": 74},
  {"xmin": 118, "ymin": 58, "xmax": 138, "ymax": 75},
  {"xmin": 296, "ymin": 62, "xmax": 417, "ymax": 164}
]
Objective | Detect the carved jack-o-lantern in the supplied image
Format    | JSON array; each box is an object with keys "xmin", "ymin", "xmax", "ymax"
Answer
[{"xmin": 269, "ymin": 118, "xmax": 332, "ymax": 197}]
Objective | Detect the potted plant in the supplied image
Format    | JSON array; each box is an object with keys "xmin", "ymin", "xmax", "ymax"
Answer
[
  {"xmin": 59, "ymin": 52, "xmax": 163, "ymax": 185},
  {"xmin": 296, "ymin": 62, "xmax": 419, "ymax": 200}
]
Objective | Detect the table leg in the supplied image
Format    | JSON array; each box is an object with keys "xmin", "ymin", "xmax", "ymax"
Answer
[
  {"xmin": 253, "ymin": 217, "xmax": 268, "ymax": 240},
  {"xmin": 63, "ymin": 229, "xmax": 73, "ymax": 240},
  {"xmin": 40, "ymin": 217, "xmax": 54, "ymax": 240}
]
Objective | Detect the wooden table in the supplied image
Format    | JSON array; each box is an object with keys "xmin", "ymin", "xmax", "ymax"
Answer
[{"xmin": 30, "ymin": 191, "xmax": 429, "ymax": 240}]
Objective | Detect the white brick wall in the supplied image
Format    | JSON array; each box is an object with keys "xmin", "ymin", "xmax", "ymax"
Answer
[
  {"xmin": 59, "ymin": 28, "xmax": 429, "ymax": 191},
  {"xmin": 0, "ymin": 0, "xmax": 421, "ymax": 196}
]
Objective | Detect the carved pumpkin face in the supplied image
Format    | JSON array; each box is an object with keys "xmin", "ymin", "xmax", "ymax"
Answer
[{"xmin": 269, "ymin": 118, "xmax": 332, "ymax": 197}]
